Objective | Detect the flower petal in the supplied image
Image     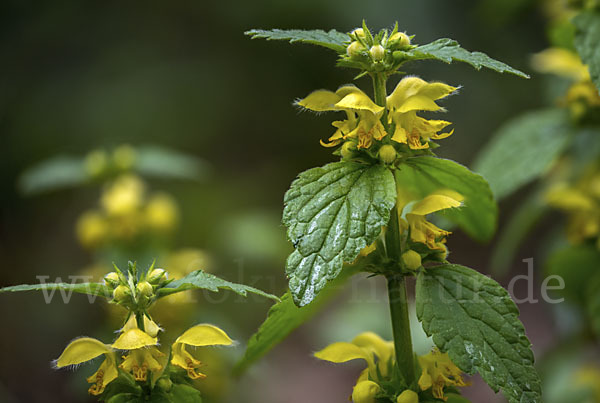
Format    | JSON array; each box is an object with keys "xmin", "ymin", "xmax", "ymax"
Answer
[
  {"xmin": 409, "ymin": 194, "xmax": 463, "ymax": 216},
  {"xmin": 314, "ymin": 341, "xmax": 371, "ymax": 364},
  {"xmin": 175, "ymin": 324, "xmax": 233, "ymax": 347},
  {"xmin": 296, "ymin": 90, "xmax": 341, "ymax": 112},
  {"xmin": 396, "ymin": 95, "xmax": 442, "ymax": 113},
  {"xmin": 55, "ymin": 337, "xmax": 112, "ymax": 367},
  {"xmin": 112, "ymin": 328, "xmax": 157, "ymax": 350},
  {"xmin": 335, "ymin": 90, "xmax": 384, "ymax": 115}
]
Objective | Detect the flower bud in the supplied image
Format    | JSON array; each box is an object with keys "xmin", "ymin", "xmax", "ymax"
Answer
[
  {"xmin": 84, "ymin": 150, "xmax": 108, "ymax": 178},
  {"xmin": 378, "ymin": 145, "xmax": 397, "ymax": 164},
  {"xmin": 341, "ymin": 141, "xmax": 358, "ymax": 159},
  {"xmin": 397, "ymin": 389, "xmax": 419, "ymax": 403},
  {"xmin": 148, "ymin": 268, "xmax": 167, "ymax": 284},
  {"xmin": 389, "ymin": 32, "xmax": 411, "ymax": 48},
  {"xmin": 112, "ymin": 144, "xmax": 137, "ymax": 171},
  {"xmin": 113, "ymin": 285, "xmax": 131, "ymax": 302},
  {"xmin": 402, "ymin": 250, "xmax": 422, "ymax": 270},
  {"xmin": 351, "ymin": 28, "xmax": 366, "ymax": 40},
  {"xmin": 136, "ymin": 281, "xmax": 154, "ymax": 298},
  {"xmin": 369, "ymin": 44, "xmax": 385, "ymax": 61},
  {"xmin": 156, "ymin": 377, "xmax": 172, "ymax": 392},
  {"xmin": 346, "ymin": 41, "xmax": 364, "ymax": 58},
  {"xmin": 352, "ymin": 380, "xmax": 380, "ymax": 403},
  {"xmin": 104, "ymin": 272, "xmax": 120, "ymax": 287}
]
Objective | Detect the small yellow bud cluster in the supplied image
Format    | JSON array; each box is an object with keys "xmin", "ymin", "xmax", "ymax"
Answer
[
  {"xmin": 84, "ymin": 144, "xmax": 138, "ymax": 179},
  {"xmin": 104, "ymin": 263, "xmax": 169, "ymax": 310},
  {"xmin": 343, "ymin": 23, "xmax": 413, "ymax": 74}
]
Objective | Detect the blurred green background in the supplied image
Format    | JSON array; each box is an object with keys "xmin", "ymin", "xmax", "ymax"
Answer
[{"xmin": 0, "ymin": 0, "xmax": 564, "ymax": 402}]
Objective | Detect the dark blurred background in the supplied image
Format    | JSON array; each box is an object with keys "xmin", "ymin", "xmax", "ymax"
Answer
[{"xmin": 0, "ymin": 0, "xmax": 560, "ymax": 402}]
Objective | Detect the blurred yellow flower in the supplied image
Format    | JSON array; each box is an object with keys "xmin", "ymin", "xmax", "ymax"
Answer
[
  {"xmin": 76, "ymin": 210, "xmax": 109, "ymax": 248},
  {"xmin": 101, "ymin": 175, "xmax": 145, "ymax": 216},
  {"xmin": 145, "ymin": 193, "xmax": 179, "ymax": 232},
  {"xmin": 532, "ymin": 48, "xmax": 600, "ymax": 117},
  {"xmin": 546, "ymin": 167, "xmax": 600, "ymax": 245}
]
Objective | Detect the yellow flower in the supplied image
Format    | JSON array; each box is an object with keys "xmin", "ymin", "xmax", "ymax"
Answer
[
  {"xmin": 145, "ymin": 193, "xmax": 179, "ymax": 232},
  {"xmin": 171, "ymin": 324, "xmax": 234, "ymax": 380},
  {"xmin": 387, "ymin": 77, "xmax": 457, "ymax": 150},
  {"xmin": 532, "ymin": 48, "xmax": 600, "ymax": 114},
  {"xmin": 101, "ymin": 175, "xmax": 145, "ymax": 217},
  {"xmin": 55, "ymin": 337, "xmax": 118, "ymax": 396},
  {"xmin": 401, "ymin": 192, "xmax": 463, "ymax": 250},
  {"xmin": 297, "ymin": 85, "xmax": 387, "ymax": 149},
  {"xmin": 76, "ymin": 210, "xmax": 109, "ymax": 248},
  {"xmin": 418, "ymin": 349, "xmax": 467, "ymax": 401},
  {"xmin": 531, "ymin": 48, "xmax": 590, "ymax": 82},
  {"xmin": 546, "ymin": 169, "xmax": 600, "ymax": 244},
  {"xmin": 314, "ymin": 332, "xmax": 394, "ymax": 402},
  {"xmin": 112, "ymin": 328, "xmax": 164, "ymax": 382}
]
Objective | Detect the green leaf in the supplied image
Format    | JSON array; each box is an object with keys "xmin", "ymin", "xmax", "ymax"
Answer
[
  {"xmin": 574, "ymin": 11, "xmax": 600, "ymax": 91},
  {"xmin": 283, "ymin": 162, "xmax": 396, "ymax": 306},
  {"xmin": 546, "ymin": 244, "xmax": 600, "ymax": 305},
  {"xmin": 156, "ymin": 270, "xmax": 279, "ymax": 301},
  {"xmin": 233, "ymin": 265, "xmax": 359, "ymax": 374},
  {"xmin": 168, "ymin": 384, "xmax": 203, "ymax": 403},
  {"xmin": 404, "ymin": 38, "xmax": 529, "ymax": 78},
  {"xmin": 587, "ymin": 273, "xmax": 600, "ymax": 339},
  {"xmin": 473, "ymin": 109, "xmax": 571, "ymax": 200},
  {"xmin": 134, "ymin": 146, "xmax": 210, "ymax": 182},
  {"xmin": 416, "ymin": 264, "xmax": 542, "ymax": 403},
  {"xmin": 18, "ymin": 156, "xmax": 87, "ymax": 195},
  {"xmin": 395, "ymin": 157, "xmax": 497, "ymax": 242},
  {"xmin": 0, "ymin": 282, "xmax": 111, "ymax": 298},
  {"xmin": 106, "ymin": 394, "xmax": 142, "ymax": 403},
  {"xmin": 245, "ymin": 29, "xmax": 349, "ymax": 53},
  {"xmin": 490, "ymin": 191, "xmax": 548, "ymax": 275}
]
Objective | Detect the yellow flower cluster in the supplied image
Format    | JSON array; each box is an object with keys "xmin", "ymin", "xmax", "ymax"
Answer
[
  {"xmin": 314, "ymin": 332, "xmax": 467, "ymax": 402},
  {"xmin": 546, "ymin": 164, "xmax": 600, "ymax": 247},
  {"xmin": 76, "ymin": 174, "xmax": 179, "ymax": 249},
  {"xmin": 55, "ymin": 313, "xmax": 233, "ymax": 396},
  {"xmin": 297, "ymin": 77, "xmax": 457, "ymax": 161},
  {"xmin": 532, "ymin": 48, "xmax": 600, "ymax": 118}
]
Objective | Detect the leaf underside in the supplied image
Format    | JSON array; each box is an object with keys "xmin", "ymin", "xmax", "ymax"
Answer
[
  {"xmin": 416, "ymin": 264, "xmax": 541, "ymax": 403},
  {"xmin": 157, "ymin": 270, "xmax": 279, "ymax": 301},
  {"xmin": 245, "ymin": 29, "xmax": 349, "ymax": 53},
  {"xmin": 283, "ymin": 162, "xmax": 396, "ymax": 306},
  {"xmin": 406, "ymin": 38, "xmax": 529, "ymax": 78}
]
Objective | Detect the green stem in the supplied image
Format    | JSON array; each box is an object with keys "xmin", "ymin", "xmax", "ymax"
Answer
[
  {"xmin": 372, "ymin": 72, "xmax": 416, "ymax": 386},
  {"xmin": 387, "ymin": 273, "xmax": 416, "ymax": 386},
  {"xmin": 386, "ymin": 205, "xmax": 416, "ymax": 386}
]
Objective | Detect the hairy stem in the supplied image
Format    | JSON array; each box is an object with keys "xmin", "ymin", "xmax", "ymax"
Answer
[
  {"xmin": 387, "ymin": 273, "xmax": 416, "ymax": 386},
  {"xmin": 373, "ymin": 71, "xmax": 416, "ymax": 386}
]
